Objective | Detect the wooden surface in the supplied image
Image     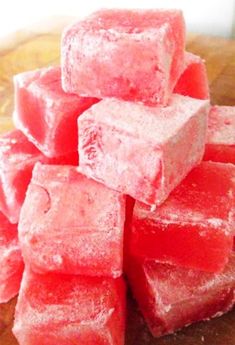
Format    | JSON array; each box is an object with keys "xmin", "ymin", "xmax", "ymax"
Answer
[{"xmin": 0, "ymin": 19, "xmax": 235, "ymax": 345}]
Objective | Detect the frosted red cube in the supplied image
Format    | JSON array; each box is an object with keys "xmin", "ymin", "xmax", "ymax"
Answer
[
  {"xmin": 14, "ymin": 66, "xmax": 98, "ymax": 157},
  {"xmin": 0, "ymin": 129, "xmax": 77, "ymax": 224},
  {"xmin": 204, "ymin": 105, "xmax": 235, "ymax": 164},
  {"xmin": 0, "ymin": 212, "xmax": 24, "ymax": 303},
  {"xmin": 129, "ymin": 161, "xmax": 235, "ymax": 273},
  {"xmin": 78, "ymin": 95, "xmax": 209, "ymax": 206},
  {"xmin": 62, "ymin": 9, "xmax": 185, "ymax": 106},
  {"xmin": 19, "ymin": 163, "xmax": 126, "ymax": 277},
  {"xmin": 13, "ymin": 269, "xmax": 126, "ymax": 345},
  {"xmin": 174, "ymin": 52, "xmax": 209, "ymax": 100},
  {"xmin": 126, "ymin": 254, "xmax": 235, "ymax": 337}
]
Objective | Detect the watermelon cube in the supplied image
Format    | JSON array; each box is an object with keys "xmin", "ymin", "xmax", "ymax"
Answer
[
  {"xmin": 0, "ymin": 212, "xmax": 24, "ymax": 303},
  {"xmin": 78, "ymin": 95, "xmax": 209, "ymax": 206},
  {"xmin": 19, "ymin": 163, "xmax": 126, "ymax": 278},
  {"xmin": 14, "ymin": 66, "xmax": 98, "ymax": 157},
  {"xmin": 126, "ymin": 254, "xmax": 235, "ymax": 337},
  {"xmin": 13, "ymin": 269, "xmax": 126, "ymax": 345},
  {"xmin": 0, "ymin": 129, "xmax": 77, "ymax": 224},
  {"xmin": 174, "ymin": 52, "xmax": 209, "ymax": 100},
  {"xmin": 129, "ymin": 161, "xmax": 235, "ymax": 273},
  {"xmin": 62, "ymin": 9, "xmax": 185, "ymax": 106},
  {"xmin": 204, "ymin": 105, "xmax": 235, "ymax": 164}
]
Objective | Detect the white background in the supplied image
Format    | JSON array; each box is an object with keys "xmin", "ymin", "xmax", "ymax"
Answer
[{"xmin": 0, "ymin": 0, "xmax": 234, "ymax": 38}]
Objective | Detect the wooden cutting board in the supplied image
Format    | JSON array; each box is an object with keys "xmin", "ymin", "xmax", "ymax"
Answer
[{"xmin": 0, "ymin": 19, "xmax": 235, "ymax": 345}]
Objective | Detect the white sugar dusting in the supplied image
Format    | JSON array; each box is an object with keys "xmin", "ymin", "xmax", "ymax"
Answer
[
  {"xmin": 52, "ymin": 255, "xmax": 63, "ymax": 265},
  {"xmin": 207, "ymin": 218, "xmax": 223, "ymax": 227}
]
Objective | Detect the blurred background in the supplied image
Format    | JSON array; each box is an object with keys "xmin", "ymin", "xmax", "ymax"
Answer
[{"xmin": 0, "ymin": 0, "xmax": 235, "ymax": 39}]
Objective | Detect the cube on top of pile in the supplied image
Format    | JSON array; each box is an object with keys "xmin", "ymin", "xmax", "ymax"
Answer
[
  {"xmin": 78, "ymin": 94, "xmax": 209, "ymax": 206},
  {"xmin": 19, "ymin": 163, "xmax": 126, "ymax": 278},
  {"xmin": 129, "ymin": 161, "xmax": 235, "ymax": 273},
  {"xmin": 0, "ymin": 129, "xmax": 77, "ymax": 224},
  {"xmin": 204, "ymin": 105, "xmax": 235, "ymax": 164},
  {"xmin": 14, "ymin": 66, "xmax": 98, "ymax": 158},
  {"xmin": 62, "ymin": 8, "xmax": 186, "ymax": 106}
]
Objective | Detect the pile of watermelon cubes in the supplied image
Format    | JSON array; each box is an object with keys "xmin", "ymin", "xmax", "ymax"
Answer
[{"xmin": 0, "ymin": 9, "xmax": 234, "ymax": 344}]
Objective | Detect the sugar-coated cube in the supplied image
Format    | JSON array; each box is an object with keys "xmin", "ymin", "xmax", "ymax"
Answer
[
  {"xmin": 14, "ymin": 67, "xmax": 98, "ymax": 157},
  {"xmin": 62, "ymin": 9, "xmax": 185, "ymax": 106},
  {"xmin": 129, "ymin": 161, "xmax": 235, "ymax": 273},
  {"xmin": 126, "ymin": 254, "xmax": 235, "ymax": 337},
  {"xmin": 19, "ymin": 163, "xmax": 126, "ymax": 277},
  {"xmin": 0, "ymin": 130, "xmax": 78, "ymax": 224},
  {"xmin": 174, "ymin": 52, "xmax": 209, "ymax": 100},
  {"xmin": 13, "ymin": 269, "xmax": 126, "ymax": 345},
  {"xmin": 204, "ymin": 105, "xmax": 235, "ymax": 164},
  {"xmin": 0, "ymin": 212, "xmax": 24, "ymax": 303},
  {"xmin": 78, "ymin": 95, "xmax": 209, "ymax": 206}
]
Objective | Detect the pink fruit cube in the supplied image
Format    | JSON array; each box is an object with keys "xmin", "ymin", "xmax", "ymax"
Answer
[
  {"xmin": 204, "ymin": 105, "xmax": 235, "ymax": 164},
  {"xmin": 19, "ymin": 163, "xmax": 126, "ymax": 277},
  {"xmin": 78, "ymin": 95, "xmax": 209, "ymax": 206},
  {"xmin": 126, "ymin": 254, "xmax": 235, "ymax": 337},
  {"xmin": 0, "ymin": 212, "xmax": 24, "ymax": 303},
  {"xmin": 14, "ymin": 66, "xmax": 98, "ymax": 157},
  {"xmin": 62, "ymin": 9, "xmax": 185, "ymax": 106},
  {"xmin": 13, "ymin": 269, "xmax": 126, "ymax": 345},
  {"xmin": 0, "ymin": 129, "xmax": 78, "ymax": 224},
  {"xmin": 174, "ymin": 52, "xmax": 209, "ymax": 100},
  {"xmin": 129, "ymin": 161, "xmax": 235, "ymax": 273}
]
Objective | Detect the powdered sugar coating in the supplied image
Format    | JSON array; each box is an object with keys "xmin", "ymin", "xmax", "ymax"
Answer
[
  {"xmin": 62, "ymin": 9, "xmax": 185, "ymax": 106},
  {"xmin": 0, "ymin": 130, "xmax": 78, "ymax": 223},
  {"xmin": 13, "ymin": 269, "xmax": 126, "ymax": 345},
  {"xmin": 19, "ymin": 163, "xmax": 126, "ymax": 277},
  {"xmin": 207, "ymin": 106, "xmax": 235, "ymax": 145},
  {"xmin": 0, "ymin": 212, "xmax": 24, "ymax": 303},
  {"xmin": 174, "ymin": 51, "xmax": 209, "ymax": 100},
  {"xmin": 14, "ymin": 66, "xmax": 98, "ymax": 157},
  {"xmin": 126, "ymin": 254, "xmax": 235, "ymax": 337},
  {"xmin": 78, "ymin": 95, "xmax": 209, "ymax": 206},
  {"xmin": 80, "ymin": 95, "xmax": 208, "ymax": 143},
  {"xmin": 204, "ymin": 106, "xmax": 235, "ymax": 164},
  {"xmin": 130, "ymin": 161, "xmax": 235, "ymax": 272}
]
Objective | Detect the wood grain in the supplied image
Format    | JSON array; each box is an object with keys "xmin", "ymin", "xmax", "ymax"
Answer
[{"xmin": 0, "ymin": 20, "xmax": 235, "ymax": 345}]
